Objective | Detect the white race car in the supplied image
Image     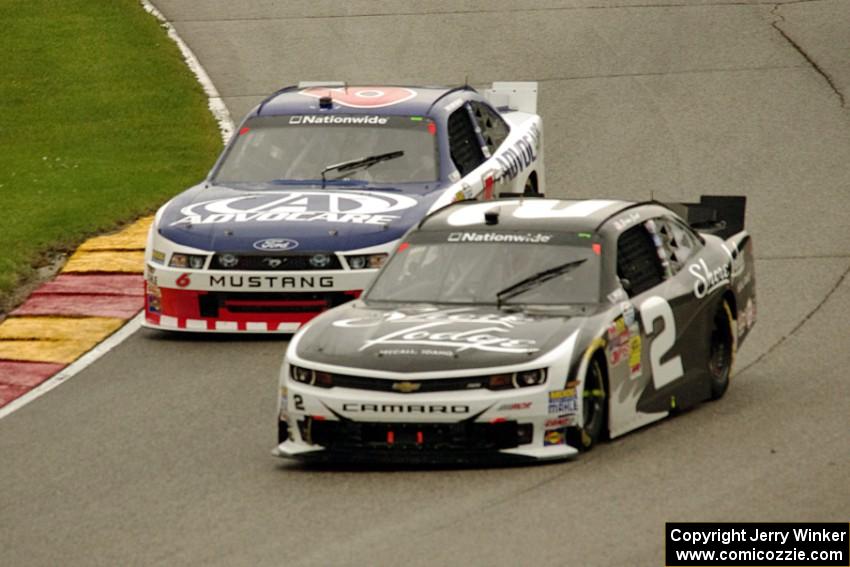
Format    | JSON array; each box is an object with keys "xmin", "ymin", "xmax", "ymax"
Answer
[{"xmin": 274, "ymin": 196, "xmax": 755, "ymax": 463}]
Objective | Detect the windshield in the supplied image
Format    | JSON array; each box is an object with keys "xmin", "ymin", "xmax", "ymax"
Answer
[
  {"xmin": 213, "ymin": 115, "xmax": 439, "ymax": 184},
  {"xmin": 366, "ymin": 231, "xmax": 601, "ymax": 305}
]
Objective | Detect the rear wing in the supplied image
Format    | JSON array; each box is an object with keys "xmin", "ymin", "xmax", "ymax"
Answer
[
  {"xmin": 666, "ymin": 195, "xmax": 746, "ymax": 240},
  {"xmin": 483, "ymin": 82, "xmax": 538, "ymax": 114}
]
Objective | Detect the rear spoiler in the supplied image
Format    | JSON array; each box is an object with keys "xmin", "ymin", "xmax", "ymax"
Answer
[
  {"xmin": 665, "ymin": 195, "xmax": 746, "ymax": 240},
  {"xmin": 483, "ymin": 82, "xmax": 538, "ymax": 114}
]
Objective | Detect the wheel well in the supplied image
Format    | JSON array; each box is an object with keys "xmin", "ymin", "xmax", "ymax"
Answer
[{"xmin": 722, "ymin": 290, "xmax": 737, "ymax": 320}]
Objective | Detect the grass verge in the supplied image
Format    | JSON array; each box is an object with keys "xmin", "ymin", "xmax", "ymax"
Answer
[{"xmin": 0, "ymin": 0, "xmax": 222, "ymax": 311}]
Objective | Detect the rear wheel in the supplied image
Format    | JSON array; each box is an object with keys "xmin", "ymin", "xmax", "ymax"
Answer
[
  {"xmin": 708, "ymin": 299, "xmax": 735, "ymax": 400},
  {"xmin": 568, "ymin": 356, "xmax": 607, "ymax": 451}
]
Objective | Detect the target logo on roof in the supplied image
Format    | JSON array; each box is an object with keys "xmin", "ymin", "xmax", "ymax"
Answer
[{"xmin": 300, "ymin": 86, "xmax": 418, "ymax": 108}]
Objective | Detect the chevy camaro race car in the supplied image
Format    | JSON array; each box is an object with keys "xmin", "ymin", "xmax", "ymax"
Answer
[
  {"xmin": 275, "ymin": 196, "xmax": 756, "ymax": 463},
  {"xmin": 144, "ymin": 82, "xmax": 544, "ymax": 332}
]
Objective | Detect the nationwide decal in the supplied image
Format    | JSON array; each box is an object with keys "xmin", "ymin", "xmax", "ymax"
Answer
[
  {"xmin": 688, "ymin": 258, "xmax": 731, "ymax": 299},
  {"xmin": 171, "ymin": 191, "xmax": 419, "ymax": 227},
  {"xmin": 548, "ymin": 388, "xmax": 578, "ymax": 414},
  {"xmin": 299, "ymin": 87, "xmax": 417, "ymax": 109},
  {"xmin": 332, "ymin": 307, "xmax": 539, "ymax": 354},
  {"xmin": 254, "ymin": 238, "xmax": 298, "ymax": 251},
  {"xmin": 341, "ymin": 403, "xmax": 470, "ymax": 414},
  {"xmin": 495, "ymin": 123, "xmax": 541, "ymax": 182},
  {"xmin": 209, "ymin": 275, "xmax": 334, "ymax": 289},
  {"xmin": 288, "ymin": 115, "xmax": 389, "ymax": 125},
  {"xmin": 447, "ymin": 232, "xmax": 552, "ymax": 244}
]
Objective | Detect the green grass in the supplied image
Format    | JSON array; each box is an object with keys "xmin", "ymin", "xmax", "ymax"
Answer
[{"xmin": 0, "ymin": 0, "xmax": 222, "ymax": 309}]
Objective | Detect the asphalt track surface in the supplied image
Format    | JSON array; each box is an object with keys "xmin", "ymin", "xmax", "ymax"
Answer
[{"xmin": 2, "ymin": 1, "xmax": 849, "ymax": 565}]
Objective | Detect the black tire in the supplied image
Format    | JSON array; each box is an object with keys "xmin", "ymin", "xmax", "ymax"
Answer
[
  {"xmin": 708, "ymin": 299, "xmax": 735, "ymax": 400},
  {"xmin": 522, "ymin": 174, "xmax": 538, "ymax": 196},
  {"xmin": 568, "ymin": 356, "xmax": 607, "ymax": 451}
]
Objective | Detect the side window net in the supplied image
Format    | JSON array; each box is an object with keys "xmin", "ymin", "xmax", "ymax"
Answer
[
  {"xmin": 617, "ymin": 225, "xmax": 665, "ymax": 296},
  {"xmin": 448, "ymin": 107, "xmax": 485, "ymax": 176}
]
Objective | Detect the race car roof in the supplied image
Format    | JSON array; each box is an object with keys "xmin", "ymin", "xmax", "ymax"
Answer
[
  {"xmin": 255, "ymin": 85, "xmax": 470, "ymax": 117},
  {"xmin": 419, "ymin": 199, "xmax": 635, "ymax": 233}
]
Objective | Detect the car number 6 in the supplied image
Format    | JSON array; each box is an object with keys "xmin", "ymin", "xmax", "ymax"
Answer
[{"xmin": 639, "ymin": 296, "xmax": 684, "ymax": 390}]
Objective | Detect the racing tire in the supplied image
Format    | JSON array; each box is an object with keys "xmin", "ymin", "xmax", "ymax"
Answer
[
  {"xmin": 708, "ymin": 299, "xmax": 735, "ymax": 400},
  {"xmin": 568, "ymin": 355, "xmax": 607, "ymax": 452}
]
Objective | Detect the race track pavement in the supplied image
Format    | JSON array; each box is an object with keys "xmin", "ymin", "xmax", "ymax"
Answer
[{"xmin": 1, "ymin": 1, "xmax": 848, "ymax": 565}]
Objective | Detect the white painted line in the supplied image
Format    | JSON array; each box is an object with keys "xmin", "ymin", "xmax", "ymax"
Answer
[
  {"xmin": 0, "ymin": 4, "xmax": 233, "ymax": 420},
  {"xmin": 186, "ymin": 318, "xmax": 207, "ymax": 330},
  {"xmin": 216, "ymin": 320, "xmax": 238, "ymax": 331},
  {"xmin": 140, "ymin": 0, "xmax": 235, "ymax": 143},
  {"xmin": 0, "ymin": 314, "xmax": 143, "ymax": 420},
  {"xmin": 247, "ymin": 322, "xmax": 267, "ymax": 331}
]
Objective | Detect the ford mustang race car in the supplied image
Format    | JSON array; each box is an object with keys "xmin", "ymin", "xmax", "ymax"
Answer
[
  {"xmin": 274, "ymin": 196, "xmax": 756, "ymax": 463},
  {"xmin": 144, "ymin": 82, "xmax": 544, "ymax": 332}
]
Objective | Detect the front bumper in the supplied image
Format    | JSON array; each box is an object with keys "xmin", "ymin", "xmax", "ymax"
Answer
[
  {"xmin": 274, "ymin": 382, "xmax": 580, "ymax": 463},
  {"xmin": 143, "ymin": 263, "xmax": 372, "ymax": 332}
]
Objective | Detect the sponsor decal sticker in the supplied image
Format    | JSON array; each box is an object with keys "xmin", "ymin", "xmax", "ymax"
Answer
[
  {"xmin": 334, "ymin": 307, "xmax": 539, "ymax": 355},
  {"xmin": 146, "ymin": 282, "xmax": 162, "ymax": 313},
  {"xmin": 688, "ymin": 258, "xmax": 731, "ymax": 299},
  {"xmin": 497, "ymin": 402, "xmax": 532, "ymax": 411},
  {"xmin": 628, "ymin": 329, "xmax": 642, "ymax": 380},
  {"xmin": 446, "ymin": 232, "xmax": 552, "ymax": 244},
  {"xmin": 545, "ymin": 416, "xmax": 575, "ymax": 428},
  {"xmin": 544, "ymin": 429, "xmax": 566, "ymax": 446},
  {"xmin": 171, "ymin": 191, "xmax": 418, "ymax": 227},
  {"xmin": 288, "ymin": 115, "xmax": 389, "ymax": 125},
  {"xmin": 341, "ymin": 403, "xmax": 470, "ymax": 414},
  {"xmin": 495, "ymin": 123, "xmax": 541, "ymax": 182},
  {"xmin": 253, "ymin": 238, "xmax": 299, "ymax": 251},
  {"xmin": 607, "ymin": 317, "xmax": 630, "ymax": 367},
  {"xmin": 299, "ymin": 86, "xmax": 417, "ymax": 109},
  {"xmin": 548, "ymin": 388, "xmax": 578, "ymax": 414},
  {"xmin": 209, "ymin": 275, "xmax": 334, "ymax": 289},
  {"xmin": 607, "ymin": 287, "xmax": 628, "ymax": 304},
  {"xmin": 613, "ymin": 211, "xmax": 641, "ymax": 231}
]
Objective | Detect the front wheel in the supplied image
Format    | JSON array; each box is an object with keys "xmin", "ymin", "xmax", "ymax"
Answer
[
  {"xmin": 568, "ymin": 356, "xmax": 607, "ymax": 451},
  {"xmin": 708, "ymin": 299, "xmax": 735, "ymax": 400}
]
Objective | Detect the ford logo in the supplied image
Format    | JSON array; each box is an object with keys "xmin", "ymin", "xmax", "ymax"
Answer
[{"xmin": 253, "ymin": 238, "xmax": 299, "ymax": 251}]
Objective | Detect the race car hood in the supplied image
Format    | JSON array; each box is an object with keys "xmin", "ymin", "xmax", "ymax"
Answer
[
  {"xmin": 156, "ymin": 182, "xmax": 444, "ymax": 252},
  {"xmin": 293, "ymin": 302, "xmax": 589, "ymax": 373}
]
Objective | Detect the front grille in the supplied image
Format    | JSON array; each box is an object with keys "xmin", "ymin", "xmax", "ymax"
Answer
[
  {"xmin": 302, "ymin": 418, "xmax": 530, "ymax": 452},
  {"xmin": 329, "ymin": 372, "xmax": 495, "ymax": 393},
  {"xmin": 210, "ymin": 254, "xmax": 342, "ymax": 271},
  {"xmin": 198, "ymin": 291, "xmax": 357, "ymax": 316}
]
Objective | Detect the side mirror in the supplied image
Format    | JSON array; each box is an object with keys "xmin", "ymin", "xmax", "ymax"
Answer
[{"xmin": 620, "ymin": 278, "xmax": 632, "ymax": 294}]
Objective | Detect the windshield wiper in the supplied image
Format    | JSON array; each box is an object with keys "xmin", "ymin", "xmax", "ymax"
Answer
[
  {"xmin": 495, "ymin": 259, "xmax": 587, "ymax": 307},
  {"xmin": 320, "ymin": 151, "xmax": 404, "ymax": 187}
]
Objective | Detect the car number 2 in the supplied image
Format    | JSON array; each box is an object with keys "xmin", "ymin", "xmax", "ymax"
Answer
[{"xmin": 639, "ymin": 296, "xmax": 684, "ymax": 390}]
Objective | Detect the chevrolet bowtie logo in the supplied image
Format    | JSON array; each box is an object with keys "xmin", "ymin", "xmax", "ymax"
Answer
[{"xmin": 392, "ymin": 381, "xmax": 421, "ymax": 393}]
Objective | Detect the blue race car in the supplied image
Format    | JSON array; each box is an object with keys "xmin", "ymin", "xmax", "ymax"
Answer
[{"xmin": 144, "ymin": 82, "xmax": 545, "ymax": 332}]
